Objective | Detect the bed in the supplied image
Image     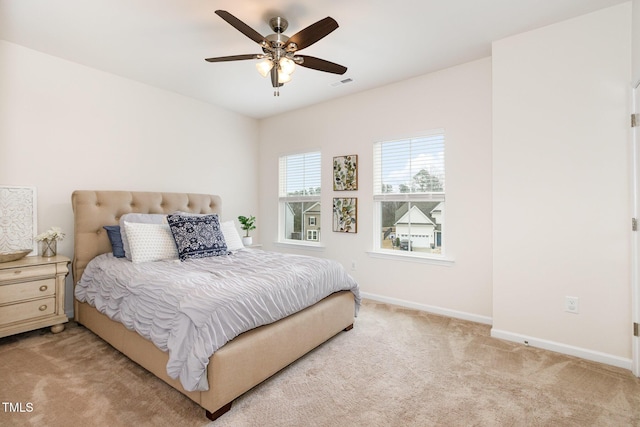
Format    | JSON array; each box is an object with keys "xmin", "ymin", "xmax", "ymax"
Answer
[{"xmin": 71, "ymin": 190, "xmax": 359, "ymax": 421}]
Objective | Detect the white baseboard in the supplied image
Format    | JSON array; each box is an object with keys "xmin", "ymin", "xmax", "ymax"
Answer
[
  {"xmin": 360, "ymin": 292, "xmax": 633, "ymax": 372},
  {"xmin": 491, "ymin": 328, "xmax": 633, "ymax": 371},
  {"xmin": 359, "ymin": 291, "xmax": 493, "ymax": 325}
]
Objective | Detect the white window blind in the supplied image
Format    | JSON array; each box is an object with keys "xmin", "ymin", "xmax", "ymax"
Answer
[
  {"xmin": 279, "ymin": 152, "xmax": 321, "ymax": 197},
  {"xmin": 373, "ymin": 132, "xmax": 445, "ymax": 198}
]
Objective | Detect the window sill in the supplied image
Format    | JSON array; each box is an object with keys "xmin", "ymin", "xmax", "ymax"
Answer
[
  {"xmin": 367, "ymin": 250, "xmax": 454, "ymax": 266},
  {"xmin": 274, "ymin": 241, "xmax": 326, "ymax": 252}
]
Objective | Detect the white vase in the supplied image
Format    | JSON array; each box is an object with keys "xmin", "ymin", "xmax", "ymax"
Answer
[{"xmin": 242, "ymin": 236, "xmax": 253, "ymax": 246}]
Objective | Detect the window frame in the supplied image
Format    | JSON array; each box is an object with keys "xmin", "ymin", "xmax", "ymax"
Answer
[
  {"xmin": 278, "ymin": 150, "xmax": 323, "ymax": 247},
  {"xmin": 372, "ymin": 130, "xmax": 448, "ymax": 260}
]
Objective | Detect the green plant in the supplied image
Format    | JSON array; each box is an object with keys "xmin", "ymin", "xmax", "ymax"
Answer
[{"xmin": 238, "ymin": 215, "xmax": 256, "ymax": 237}]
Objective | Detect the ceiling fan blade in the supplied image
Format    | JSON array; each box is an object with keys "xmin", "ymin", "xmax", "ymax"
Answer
[
  {"xmin": 298, "ymin": 55, "xmax": 347, "ymax": 75},
  {"xmin": 215, "ymin": 10, "xmax": 267, "ymax": 45},
  {"xmin": 286, "ymin": 17, "xmax": 338, "ymax": 51},
  {"xmin": 205, "ymin": 54, "xmax": 259, "ymax": 63}
]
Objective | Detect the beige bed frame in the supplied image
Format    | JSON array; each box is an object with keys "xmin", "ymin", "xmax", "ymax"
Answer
[{"xmin": 71, "ymin": 190, "xmax": 355, "ymax": 420}]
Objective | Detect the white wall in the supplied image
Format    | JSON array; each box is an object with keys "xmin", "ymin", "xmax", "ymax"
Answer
[
  {"xmin": 0, "ymin": 41, "xmax": 259, "ymax": 317},
  {"xmin": 634, "ymin": 0, "xmax": 640, "ymax": 83},
  {"xmin": 258, "ymin": 58, "xmax": 494, "ymax": 322},
  {"xmin": 492, "ymin": 3, "xmax": 632, "ymax": 364}
]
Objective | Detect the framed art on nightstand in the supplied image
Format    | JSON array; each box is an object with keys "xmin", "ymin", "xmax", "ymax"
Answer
[
  {"xmin": 333, "ymin": 198, "xmax": 357, "ymax": 233},
  {"xmin": 333, "ymin": 155, "xmax": 358, "ymax": 191},
  {"xmin": 0, "ymin": 186, "xmax": 37, "ymax": 254}
]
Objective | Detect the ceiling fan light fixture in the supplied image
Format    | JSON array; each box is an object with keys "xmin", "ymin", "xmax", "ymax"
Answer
[
  {"xmin": 256, "ymin": 59, "xmax": 274, "ymax": 77},
  {"xmin": 279, "ymin": 57, "xmax": 296, "ymax": 75},
  {"xmin": 278, "ymin": 71, "xmax": 292, "ymax": 84}
]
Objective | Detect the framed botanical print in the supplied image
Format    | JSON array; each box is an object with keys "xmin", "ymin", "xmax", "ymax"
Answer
[
  {"xmin": 333, "ymin": 155, "xmax": 358, "ymax": 191},
  {"xmin": 333, "ymin": 198, "xmax": 357, "ymax": 233}
]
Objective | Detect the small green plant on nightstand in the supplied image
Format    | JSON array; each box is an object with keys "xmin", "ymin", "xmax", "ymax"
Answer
[
  {"xmin": 238, "ymin": 215, "xmax": 256, "ymax": 246},
  {"xmin": 238, "ymin": 215, "xmax": 256, "ymax": 237}
]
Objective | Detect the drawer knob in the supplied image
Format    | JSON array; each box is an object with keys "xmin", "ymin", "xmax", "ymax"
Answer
[
  {"xmin": 39, "ymin": 305, "xmax": 47, "ymax": 311},
  {"xmin": 39, "ymin": 285, "xmax": 48, "ymax": 292}
]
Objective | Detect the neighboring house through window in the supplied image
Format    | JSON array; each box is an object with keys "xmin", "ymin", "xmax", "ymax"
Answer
[
  {"xmin": 279, "ymin": 151, "xmax": 321, "ymax": 243},
  {"xmin": 373, "ymin": 131, "xmax": 445, "ymax": 256}
]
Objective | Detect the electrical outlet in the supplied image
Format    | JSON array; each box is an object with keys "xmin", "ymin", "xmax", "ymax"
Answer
[
  {"xmin": 351, "ymin": 260, "xmax": 357, "ymax": 271},
  {"xmin": 565, "ymin": 296, "xmax": 579, "ymax": 314}
]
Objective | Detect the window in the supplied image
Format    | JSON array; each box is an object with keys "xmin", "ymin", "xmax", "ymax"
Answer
[
  {"xmin": 279, "ymin": 151, "xmax": 321, "ymax": 243},
  {"xmin": 373, "ymin": 131, "xmax": 445, "ymax": 256}
]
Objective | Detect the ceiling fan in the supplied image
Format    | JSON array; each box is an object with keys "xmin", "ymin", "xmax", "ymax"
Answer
[{"xmin": 205, "ymin": 10, "xmax": 348, "ymax": 96}]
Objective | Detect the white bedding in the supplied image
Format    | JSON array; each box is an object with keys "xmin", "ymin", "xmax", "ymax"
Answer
[{"xmin": 75, "ymin": 249, "xmax": 360, "ymax": 391}]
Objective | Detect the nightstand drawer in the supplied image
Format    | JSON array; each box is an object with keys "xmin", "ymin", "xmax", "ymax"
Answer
[
  {"xmin": 0, "ymin": 297, "xmax": 56, "ymax": 325},
  {"xmin": 0, "ymin": 278, "xmax": 56, "ymax": 304},
  {"xmin": 0, "ymin": 264, "xmax": 57, "ymax": 283}
]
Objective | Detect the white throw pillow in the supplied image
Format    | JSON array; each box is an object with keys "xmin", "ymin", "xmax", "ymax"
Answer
[
  {"xmin": 220, "ymin": 220, "xmax": 245, "ymax": 252},
  {"xmin": 123, "ymin": 221, "xmax": 178, "ymax": 263},
  {"xmin": 119, "ymin": 213, "xmax": 168, "ymax": 260}
]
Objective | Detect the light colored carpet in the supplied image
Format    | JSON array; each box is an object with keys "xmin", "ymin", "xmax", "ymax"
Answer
[{"xmin": 1, "ymin": 299, "xmax": 640, "ymax": 426}]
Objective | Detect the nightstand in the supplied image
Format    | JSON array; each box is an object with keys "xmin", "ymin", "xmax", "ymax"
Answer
[{"xmin": 0, "ymin": 255, "xmax": 70, "ymax": 338}]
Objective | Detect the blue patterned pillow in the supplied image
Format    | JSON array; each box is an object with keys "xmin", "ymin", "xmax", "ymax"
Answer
[
  {"xmin": 166, "ymin": 213, "xmax": 228, "ymax": 261},
  {"xmin": 103, "ymin": 225, "xmax": 125, "ymax": 258}
]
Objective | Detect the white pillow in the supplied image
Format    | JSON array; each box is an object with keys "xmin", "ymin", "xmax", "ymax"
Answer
[
  {"xmin": 123, "ymin": 221, "xmax": 178, "ymax": 263},
  {"xmin": 119, "ymin": 213, "xmax": 168, "ymax": 261},
  {"xmin": 220, "ymin": 220, "xmax": 245, "ymax": 252}
]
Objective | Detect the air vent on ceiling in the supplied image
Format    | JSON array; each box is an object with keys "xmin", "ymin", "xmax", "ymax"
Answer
[{"xmin": 330, "ymin": 78, "xmax": 353, "ymax": 87}]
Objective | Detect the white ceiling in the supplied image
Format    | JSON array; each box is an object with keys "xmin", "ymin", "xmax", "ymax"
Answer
[{"xmin": 0, "ymin": 0, "xmax": 629, "ymax": 119}]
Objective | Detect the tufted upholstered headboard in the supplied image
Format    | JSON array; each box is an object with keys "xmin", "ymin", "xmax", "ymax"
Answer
[{"xmin": 71, "ymin": 190, "xmax": 222, "ymax": 285}]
